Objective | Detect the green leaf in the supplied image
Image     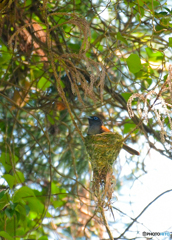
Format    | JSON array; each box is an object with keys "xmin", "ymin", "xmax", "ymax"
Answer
[
  {"xmin": 0, "ymin": 121, "xmax": 5, "ymax": 132},
  {"xmin": 13, "ymin": 187, "xmax": 44, "ymax": 214},
  {"xmin": 0, "ymin": 152, "xmax": 18, "ymax": 173},
  {"xmin": 137, "ymin": 0, "xmax": 144, "ymax": 6},
  {"xmin": 0, "ymin": 193, "xmax": 9, "ymax": 210},
  {"xmin": 68, "ymin": 43, "xmax": 81, "ymax": 53},
  {"xmin": 164, "ymin": 7, "xmax": 172, "ymax": 14},
  {"xmin": 2, "ymin": 174, "xmax": 15, "ymax": 189},
  {"xmin": 28, "ymin": 235, "xmax": 36, "ymax": 239},
  {"xmin": 13, "ymin": 186, "xmax": 35, "ymax": 202},
  {"xmin": 25, "ymin": 205, "xmax": 30, "ymax": 215},
  {"xmin": 60, "ymin": 80, "xmax": 65, "ymax": 88},
  {"xmin": 15, "ymin": 203, "xmax": 27, "ymax": 217},
  {"xmin": 0, "ymin": 190, "xmax": 5, "ymax": 199},
  {"xmin": 121, "ymin": 92, "xmax": 132, "ymax": 101},
  {"xmin": 27, "ymin": 197, "xmax": 44, "ymax": 214},
  {"xmin": 45, "ymin": 211, "xmax": 52, "ymax": 218},
  {"xmin": 38, "ymin": 236, "xmax": 49, "ymax": 240},
  {"xmin": 92, "ymin": 34, "xmax": 104, "ymax": 46},
  {"xmin": 123, "ymin": 123, "xmax": 137, "ymax": 134},
  {"xmin": 5, "ymin": 208, "xmax": 14, "ymax": 218},
  {"xmin": 117, "ymin": 32, "xmax": 128, "ymax": 45},
  {"xmin": 0, "ymin": 231, "xmax": 13, "ymax": 240},
  {"xmin": 163, "ymin": 74, "xmax": 168, "ymax": 81},
  {"xmin": 58, "ymin": 188, "xmax": 67, "ymax": 200},
  {"xmin": 0, "ymin": 53, "xmax": 11, "ymax": 65},
  {"xmin": 142, "ymin": 78, "xmax": 152, "ymax": 89},
  {"xmin": 126, "ymin": 54, "xmax": 142, "ymax": 73},
  {"xmin": 145, "ymin": 47, "xmax": 164, "ymax": 61},
  {"xmin": 169, "ymin": 37, "xmax": 172, "ymax": 47},
  {"xmin": 16, "ymin": 227, "xmax": 25, "ymax": 236},
  {"xmin": 147, "ymin": 0, "xmax": 160, "ymax": 10},
  {"xmin": 135, "ymin": 4, "xmax": 144, "ymax": 17},
  {"xmin": 51, "ymin": 182, "xmax": 66, "ymax": 195},
  {"xmin": 51, "ymin": 182, "xmax": 60, "ymax": 195},
  {"xmin": 47, "ymin": 113, "xmax": 55, "ymax": 125},
  {"xmin": 155, "ymin": 24, "xmax": 165, "ymax": 32},
  {"xmin": 155, "ymin": 11, "xmax": 168, "ymax": 17},
  {"xmin": 38, "ymin": 77, "xmax": 51, "ymax": 90},
  {"xmin": 51, "ymin": 182, "xmax": 66, "ymax": 208},
  {"xmin": 14, "ymin": 170, "xmax": 25, "ymax": 184},
  {"xmin": 53, "ymin": 199, "xmax": 65, "ymax": 208}
]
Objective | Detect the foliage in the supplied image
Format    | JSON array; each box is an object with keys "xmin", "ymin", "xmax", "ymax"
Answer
[{"xmin": 0, "ymin": 0, "xmax": 172, "ymax": 239}]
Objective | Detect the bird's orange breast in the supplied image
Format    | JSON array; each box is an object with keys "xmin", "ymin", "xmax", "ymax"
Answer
[{"xmin": 100, "ymin": 126, "xmax": 112, "ymax": 133}]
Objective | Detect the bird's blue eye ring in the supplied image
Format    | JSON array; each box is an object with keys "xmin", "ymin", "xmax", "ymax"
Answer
[{"xmin": 94, "ymin": 117, "xmax": 99, "ymax": 120}]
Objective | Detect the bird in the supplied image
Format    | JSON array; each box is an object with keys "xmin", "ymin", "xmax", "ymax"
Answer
[{"xmin": 87, "ymin": 116, "xmax": 140, "ymax": 156}]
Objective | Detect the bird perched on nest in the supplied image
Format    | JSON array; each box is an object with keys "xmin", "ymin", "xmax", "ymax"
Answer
[{"xmin": 87, "ymin": 116, "xmax": 140, "ymax": 156}]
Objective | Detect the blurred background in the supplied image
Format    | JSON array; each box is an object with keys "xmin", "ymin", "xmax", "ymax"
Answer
[{"xmin": 0, "ymin": 0, "xmax": 172, "ymax": 239}]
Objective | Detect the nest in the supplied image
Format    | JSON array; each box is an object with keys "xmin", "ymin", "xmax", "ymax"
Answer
[{"xmin": 85, "ymin": 132, "xmax": 123, "ymax": 202}]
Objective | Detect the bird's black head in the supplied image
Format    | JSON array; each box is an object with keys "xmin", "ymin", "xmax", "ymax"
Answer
[
  {"xmin": 88, "ymin": 116, "xmax": 103, "ymax": 124},
  {"xmin": 87, "ymin": 116, "xmax": 103, "ymax": 135}
]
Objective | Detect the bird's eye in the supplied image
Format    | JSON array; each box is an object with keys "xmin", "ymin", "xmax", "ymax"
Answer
[{"xmin": 94, "ymin": 117, "xmax": 99, "ymax": 120}]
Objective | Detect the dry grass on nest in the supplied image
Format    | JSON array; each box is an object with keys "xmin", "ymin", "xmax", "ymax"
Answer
[{"xmin": 85, "ymin": 132, "xmax": 123, "ymax": 201}]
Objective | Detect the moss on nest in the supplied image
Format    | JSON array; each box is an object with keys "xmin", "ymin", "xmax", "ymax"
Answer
[{"xmin": 85, "ymin": 132, "xmax": 124, "ymax": 198}]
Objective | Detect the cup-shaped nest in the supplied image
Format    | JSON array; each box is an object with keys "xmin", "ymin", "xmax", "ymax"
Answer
[{"xmin": 85, "ymin": 132, "xmax": 124, "ymax": 197}]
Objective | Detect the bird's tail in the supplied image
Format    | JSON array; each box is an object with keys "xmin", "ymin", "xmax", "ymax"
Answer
[{"xmin": 122, "ymin": 143, "xmax": 140, "ymax": 155}]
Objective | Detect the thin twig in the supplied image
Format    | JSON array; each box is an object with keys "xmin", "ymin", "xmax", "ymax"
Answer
[
  {"xmin": 114, "ymin": 189, "xmax": 172, "ymax": 239},
  {"xmin": 100, "ymin": 205, "xmax": 114, "ymax": 240}
]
